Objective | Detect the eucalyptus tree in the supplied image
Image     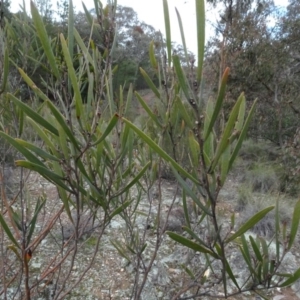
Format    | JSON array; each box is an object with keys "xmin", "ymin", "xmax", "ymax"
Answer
[
  {"xmin": 34, "ymin": 0, "xmax": 53, "ymax": 22},
  {"xmin": 0, "ymin": 0, "xmax": 12, "ymax": 25},
  {"xmin": 113, "ymin": 5, "xmax": 162, "ymax": 90},
  {"xmin": 276, "ymin": 0, "xmax": 300, "ymax": 194},
  {"xmin": 204, "ymin": 0, "xmax": 300, "ymax": 144}
]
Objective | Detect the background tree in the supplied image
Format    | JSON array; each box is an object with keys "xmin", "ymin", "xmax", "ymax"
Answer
[
  {"xmin": 113, "ymin": 5, "xmax": 162, "ymax": 90},
  {"xmin": 34, "ymin": 0, "xmax": 53, "ymax": 22},
  {"xmin": 0, "ymin": 0, "xmax": 12, "ymax": 26},
  {"xmin": 56, "ymin": 0, "xmax": 69, "ymax": 24},
  {"xmin": 204, "ymin": 0, "xmax": 300, "ymax": 145}
]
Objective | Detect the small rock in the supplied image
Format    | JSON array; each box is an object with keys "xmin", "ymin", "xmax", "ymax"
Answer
[
  {"xmin": 62, "ymin": 210, "xmax": 99, "ymax": 240},
  {"xmin": 160, "ymin": 203, "xmax": 195, "ymax": 232},
  {"xmin": 110, "ymin": 220, "xmax": 123, "ymax": 229}
]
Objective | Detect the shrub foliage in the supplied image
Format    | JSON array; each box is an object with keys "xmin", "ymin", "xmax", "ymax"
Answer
[{"xmin": 1, "ymin": 0, "xmax": 300, "ymax": 299}]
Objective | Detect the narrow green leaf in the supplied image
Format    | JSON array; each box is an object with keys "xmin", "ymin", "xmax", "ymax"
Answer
[
  {"xmin": 92, "ymin": 113, "xmax": 119, "ymax": 146},
  {"xmin": 260, "ymin": 237, "xmax": 269, "ymax": 258},
  {"xmin": 188, "ymin": 131, "xmax": 200, "ymax": 167},
  {"xmin": 0, "ymin": 132, "xmax": 46, "ymax": 167},
  {"xmin": 109, "ymin": 200, "xmax": 132, "ymax": 219},
  {"xmin": 182, "ymin": 226, "xmax": 207, "ymax": 246},
  {"xmin": 27, "ymin": 197, "xmax": 46, "ymax": 245},
  {"xmin": 73, "ymin": 28, "xmax": 94, "ymax": 66},
  {"xmin": 75, "ymin": 157, "xmax": 90, "ymax": 179},
  {"xmin": 209, "ymin": 92, "xmax": 244, "ymax": 172},
  {"xmin": 18, "ymin": 69, "xmax": 52, "ymax": 102},
  {"xmin": 15, "ymin": 161, "xmax": 62, "ymax": 181},
  {"xmin": 181, "ymin": 264, "xmax": 195, "ymax": 279},
  {"xmin": 173, "ymin": 55, "xmax": 191, "ymax": 101},
  {"xmin": 57, "ymin": 187, "xmax": 72, "ymax": 221},
  {"xmin": 122, "ymin": 117, "xmax": 200, "ymax": 185},
  {"xmin": 109, "ymin": 23, "xmax": 118, "ymax": 57},
  {"xmin": 220, "ymin": 145, "xmax": 230, "ymax": 186},
  {"xmin": 235, "ymin": 95, "xmax": 246, "ymax": 131},
  {"xmin": 203, "ymin": 97, "xmax": 215, "ymax": 160},
  {"xmin": 288, "ymin": 199, "xmax": 300, "ymax": 250},
  {"xmin": 171, "ymin": 166, "xmax": 211, "ymax": 216},
  {"xmin": 114, "ymin": 161, "xmax": 151, "ymax": 197},
  {"xmin": 140, "ymin": 242, "xmax": 147, "ymax": 254},
  {"xmin": 26, "ymin": 55, "xmax": 48, "ymax": 76},
  {"xmin": 175, "ymin": 96, "xmax": 193, "ymax": 128},
  {"xmin": 124, "ymin": 84, "xmax": 133, "ymax": 117},
  {"xmin": 18, "ymin": 108, "xmax": 24, "ymax": 137},
  {"xmin": 240, "ymin": 235, "xmax": 251, "ymax": 263},
  {"xmin": 149, "ymin": 40, "xmax": 158, "ymax": 70},
  {"xmin": 60, "ymin": 33, "xmax": 83, "ymax": 120},
  {"xmin": 230, "ymin": 213, "xmax": 235, "ymax": 232},
  {"xmin": 126, "ymin": 244, "xmax": 136, "ymax": 255},
  {"xmin": 182, "ymin": 190, "xmax": 191, "ymax": 229},
  {"xmin": 30, "ymin": 1, "xmax": 59, "ymax": 78},
  {"xmin": 110, "ymin": 240, "xmax": 131, "ymax": 261},
  {"xmin": 175, "ymin": 8, "xmax": 189, "ymax": 68},
  {"xmin": 26, "ymin": 117, "xmax": 60, "ymax": 157},
  {"xmin": 15, "ymin": 160, "xmax": 72, "ymax": 193},
  {"xmin": 239, "ymin": 245, "xmax": 257, "ymax": 276},
  {"xmin": 204, "ymin": 97, "xmax": 214, "ymax": 131},
  {"xmin": 68, "ymin": 0, "xmax": 74, "ymax": 68},
  {"xmin": 11, "ymin": 208, "xmax": 22, "ymax": 231},
  {"xmin": 228, "ymin": 99, "xmax": 257, "ymax": 170},
  {"xmin": 163, "ymin": 0, "xmax": 171, "ymax": 66},
  {"xmin": 215, "ymin": 243, "xmax": 240, "ymax": 290},
  {"xmin": 82, "ymin": 2, "xmax": 94, "ymax": 26},
  {"xmin": 204, "ymin": 253, "xmax": 215, "ymax": 276},
  {"xmin": 67, "ymin": 0, "xmax": 74, "ymax": 94},
  {"xmin": 86, "ymin": 72, "xmax": 94, "ymax": 111},
  {"xmin": 15, "ymin": 139, "xmax": 60, "ymax": 162},
  {"xmin": 275, "ymin": 197, "xmax": 280, "ymax": 262},
  {"xmin": 257, "ymin": 261, "xmax": 264, "ymax": 284},
  {"xmin": 139, "ymin": 67, "xmax": 160, "ymax": 99},
  {"xmin": 280, "ymin": 268, "xmax": 300, "ymax": 287},
  {"xmin": 195, "ymin": 0, "xmax": 205, "ymax": 83},
  {"xmin": 249, "ymin": 236, "xmax": 263, "ymax": 262},
  {"xmin": 7, "ymin": 245, "xmax": 22, "ymax": 261},
  {"xmin": 204, "ymin": 67, "xmax": 230, "ymax": 141},
  {"xmin": 134, "ymin": 92, "xmax": 162, "ymax": 128},
  {"xmin": 226, "ymin": 206, "xmax": 274, "ymax": 243},
  {"xmin": 167, "ymin": 231, "xmax": 218, "ymax": 258},
  {"xmin": 0, "ymin": 48, "xmax": 9, "ymax": 92},
  {"xmin": 106, "ymin": 71, "xmax": 115, "ymax": 117},
  {"xmin": 46, "ymin": 100, "xmax": 80, "ymax": 150},
  {"xmin": 78, "ymin": 183, "xmax": 103, "ymax": 207},
  {"xmin": 0, "ymin": 214, "xmax": 20, "ymax": 249},
  {"xmin": 276, "ymin": 273, "xmax": 292, "ymax": 279},
  {"xmin": 260, "ymin": 238, "xmax": 269, "ymax": 279},
  {"xmin": 121, "ymin": 122, "xmax": 130, "ymax": 149},
  {"xmin": 58, "ymin": 123, "xmax": 70, "ymax": 159},
  {"xmin": 8, "ymin": 93, "xmax": 58, "ymax": 136}
]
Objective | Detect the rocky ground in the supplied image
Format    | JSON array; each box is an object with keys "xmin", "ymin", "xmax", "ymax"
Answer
[{"xmin": 2, "ymin": 164, "xmax": 300, "ymax": 300}]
